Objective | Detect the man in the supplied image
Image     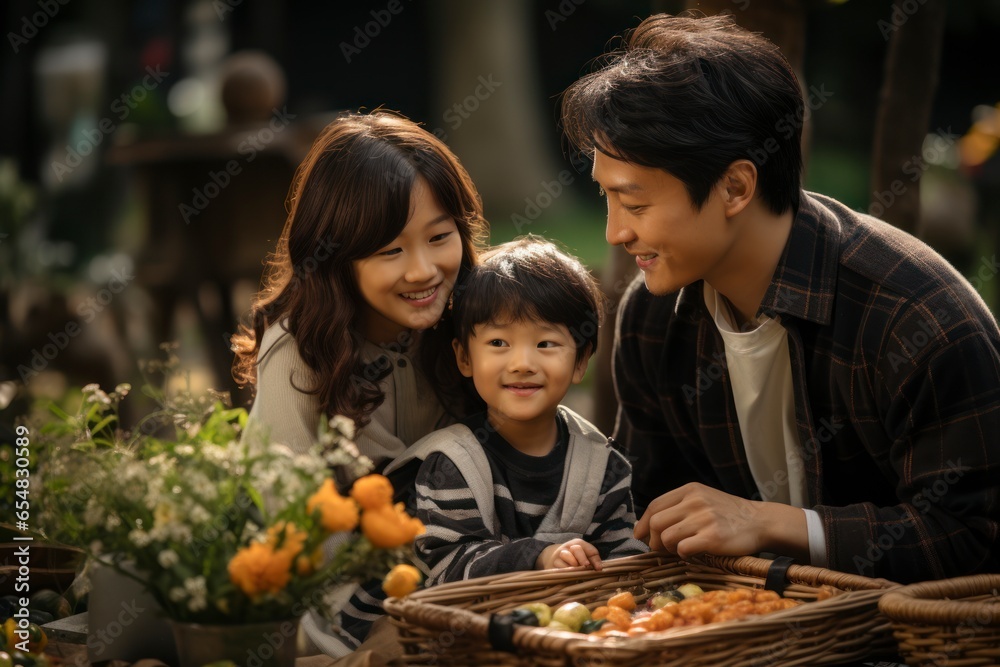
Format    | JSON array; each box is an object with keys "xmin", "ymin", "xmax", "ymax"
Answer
[{"xmin": 561, "ymin": 12, "xmax": 999, "ymax": 583}]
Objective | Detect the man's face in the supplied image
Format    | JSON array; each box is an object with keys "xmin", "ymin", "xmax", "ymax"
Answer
[{"xmin": 592, "ymin": 151, "xmax": 737, "ymax": 296}]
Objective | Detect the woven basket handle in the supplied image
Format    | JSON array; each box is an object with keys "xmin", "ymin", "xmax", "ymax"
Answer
[
  {"xmin": 878, "ymin": 574, "xmax": 1000, "ymax": 625},
  {"xmin": 693, "ymin": 553, "xmax": 897, "ymax": 591}
]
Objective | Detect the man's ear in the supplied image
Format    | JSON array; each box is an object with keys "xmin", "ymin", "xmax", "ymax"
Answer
[
  {"xmin": 720, "ymin": 160, "xmax": 757, "ymax": 218},
  {"xmin": 452, "ymin": 339, "xmax": 474, "ymax": 378},
  {"xmin": 571, "ymin": 344, "xmax": 593, "ymax": 384}
]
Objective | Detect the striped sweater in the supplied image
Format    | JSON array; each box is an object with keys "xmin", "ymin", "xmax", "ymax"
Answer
[{"xmin": 391, "ymin": 406, "xmax": 649, "ymax": 585}]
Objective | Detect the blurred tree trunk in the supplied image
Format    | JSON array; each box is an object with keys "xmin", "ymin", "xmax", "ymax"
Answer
[
  {"xmin": 870, "ymin": 0, "xmax": 946, "ymax": 234},
  {"xmin": 591, "ymin": 0, "xmax": 808, "ymax": 436},
  {"xmin": 429, "ymin": 0, "xmax": 568, "ymax": 219}
]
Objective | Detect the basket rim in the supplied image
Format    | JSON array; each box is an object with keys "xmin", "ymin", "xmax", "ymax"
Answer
[
  {"xmin": 397, "ymin": 552, "xmax": 895, "ymax": 602},
  {"xmin": 878, "ymin": 573, "xmax": 1000, "ymax": 626}
]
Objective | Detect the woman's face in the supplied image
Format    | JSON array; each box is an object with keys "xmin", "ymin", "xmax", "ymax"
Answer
[{"xmin": 353, "ymin": 177, "xmax": 464, "ymax": 346}]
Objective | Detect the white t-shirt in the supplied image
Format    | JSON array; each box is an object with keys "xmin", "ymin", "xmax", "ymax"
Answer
[{"xmin": 704, "ymin": 283, "xmax": 827, "ymax": 566}]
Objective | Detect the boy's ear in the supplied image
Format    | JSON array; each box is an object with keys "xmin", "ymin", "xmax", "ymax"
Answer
[
  {"xmin": 571, "ymin": 344, "xmax": 593, "ymax": 384},
  {"xmin": 720, "ymin": 160, "xmax": 757, "ymax": 218},
  {"xmin": 452, "ymin": 339, "xmax": 474, "ymax": 378}
]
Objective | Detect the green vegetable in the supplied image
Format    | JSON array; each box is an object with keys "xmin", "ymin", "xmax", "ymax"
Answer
[
  {"xmin": 677, "ymin": 583, "xmax": 704, "ymax": 599},
  {"xmin": 660, "ymin": 589, "xmax": 685, "ymax": 603},
  {"xmin": 552, "ymin": 602, "xmax": 591, "ymax": 632},
  {"xmin": 9, "ymin": 651, "xmax": 35, "ymax": 667},
  {"xmin": 579, "ymin": 619, "xmax": 608, "ymax": 634},
  {"xmin": 507, "ymin": 609, "xmax": 540, "ymax": 626},
  {"xmin": 519, "ymin": 602, "xmax": 552, "ymax": 627},
  {"xmin": 649, "ymin": 594, "xmax": 678, "ymax": 609},
  {"xmin": 29, "ymin": 591, "xmax": 70, "ymax": 621}
]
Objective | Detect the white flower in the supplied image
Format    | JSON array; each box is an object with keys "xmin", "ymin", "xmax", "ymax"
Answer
[
  {"xmin": 188, "ymin": 505, "xmax": 211, "ymax": 525},
  {"xmin": 114, "ymin": 383, "xmax": 131, "ymax": 397},
  {"xmin": 85, "ymin": 388, "xmax": 112, "ymax": 405},
  {"xmin": 105, "ymin": 514, "xmax": 121, "ymax": 530},
  {"xmin": 81, "ymin": 383, "xmax": 100, "ymax": 394},
  {"xmin": 184, "ymin": 576, "xmax": 207, "ymax": 596},
  {"xmin": 168, "ymin": 587, "xmax": 187, "ymax": 602},
  {"xmin": 267, "ymin": 443, "xmax": 294, "ymax": 458},
  {"xmin": 188, "ymin": 596, "xmax": 207, "ymax": 612},
  {"xmin": 187, "ymin": 472, "xmax": 217, "ymax": 502},
  {"xmin": 157, "ymin": 549, "xmax": 179, "ymax": 568},
  {"xmin": 293, "ymin": 453, "xmax": 327, "ymax": 478},
  {"xmin": 129, "ymin": 529, "xmax": 152, "ymax": 547},
  {"xmin": 240, "ymin": 522, "xmax": 261, "ymax": 542},
  {"xmin": 330, "ymin": 414, "xmax": 356, "ymax": 441},
  {"xmin": 174, "ymin": 444, "xmax": 195, "ymax": 457},
  {"xmin": 89, "ymin": 540, "xmax": 103, "ymax": 555}
]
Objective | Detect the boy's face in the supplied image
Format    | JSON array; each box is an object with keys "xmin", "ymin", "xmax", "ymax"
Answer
[
  {"xmin": 592, "ymin": 151, "xmax": 737, "ymax": 296},
  {"xmin": 454, "ymin": 319, "xmax": 589, "ymax": 428}
]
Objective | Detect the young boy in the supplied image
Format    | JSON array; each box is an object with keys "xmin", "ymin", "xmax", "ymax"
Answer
[{"xmin": 386, "ymin": 237, "xmax": 648, "ymax": 585}]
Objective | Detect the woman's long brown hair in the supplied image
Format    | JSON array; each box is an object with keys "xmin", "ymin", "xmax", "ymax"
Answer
[{"xmin": 232, "ymin": 110, "xmax": 486, "ymax": 428}]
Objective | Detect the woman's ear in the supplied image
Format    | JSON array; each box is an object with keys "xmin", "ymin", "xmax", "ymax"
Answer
[
  {"xmin": 571, "ymin": 344, "xmax": 593, "ymax": 384},
  {"xmin": 720, "ymin": 160, "xmax": 757, "ymax": 218},
  {"xmin": 452, "ymin": 339, "xmax": 474, "ymax": 378}
]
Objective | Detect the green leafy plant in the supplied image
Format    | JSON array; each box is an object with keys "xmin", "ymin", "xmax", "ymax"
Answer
[{"xmin": 35, "ymin": 347, "xmax": 422, "ymax": 623}]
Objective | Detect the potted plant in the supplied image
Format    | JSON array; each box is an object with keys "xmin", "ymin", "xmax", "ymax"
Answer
[{"xmin": 33, "ymin": 350, "xmax": 423, "ymax": 666}]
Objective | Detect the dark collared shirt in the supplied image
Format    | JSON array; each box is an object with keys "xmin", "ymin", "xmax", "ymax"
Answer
[{"xmin": 613, "ymin": 191, "xmax": 1000, "ymax": 583}]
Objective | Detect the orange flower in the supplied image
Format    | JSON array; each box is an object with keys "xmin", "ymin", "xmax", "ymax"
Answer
[
  {"xmin": 266, "ymin": 521, "xmax": 308, "ymax": 559},
  {"xmin": 228, "ymin": 542, "xmax": 294, "ymax": 598},
  {"xmin": 382, "ymin": 564, "xmax": 422, "ymax": 598},
  {"xmin": 296, "ymin": 547, "xmax": 324, "ymax": 576},
  {"xmin": 361, "ymin": 502, "xmax": 425, "ymax": 548},
  {"xmin": 307, "ymin": 479, "xmax": 359, "ymax": 532},
  {"xmin": 350, "ymin": 474, "xmax": 394, "ymax": 510}
]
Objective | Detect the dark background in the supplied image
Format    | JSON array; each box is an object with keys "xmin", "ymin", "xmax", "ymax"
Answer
[{"xmin": 1, "ymin": 0, "xmax": 998, "ymax": 425}]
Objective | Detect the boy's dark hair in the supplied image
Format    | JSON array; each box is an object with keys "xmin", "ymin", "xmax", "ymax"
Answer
[
  {"xmin": 561, "ymin": 12, "xmax": 804, "ymax": 216},
  {"xmin": 453, "ymin": 237, "xmax": 603, "ymax": 363}
]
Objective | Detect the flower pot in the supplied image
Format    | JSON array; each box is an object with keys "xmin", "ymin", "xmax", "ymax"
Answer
[
  {"xmin": 87, "ymin": 559, "xmax": 178, "ymax": 665},
  {"xmin": 169, "ymin": 617, "xmax": 301, "ymax": 667}
]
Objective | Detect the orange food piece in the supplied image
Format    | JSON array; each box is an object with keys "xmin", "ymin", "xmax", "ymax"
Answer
[
  {"xmin": 816, "ymin": 585, "xmax": 839, "ymax": 601},
  {"xmin": 628, "ymin": 615, "xmax": 655, "ymax": 629},
  {"xmin": 604, "ymin": 606, "xmax": 632, "ymax": 629},
  {"xmin": 754, "ymin": 589, "xmax": 780, "ymax": 603},
  {"xmin": 648, "ymin": 608, "xmax": 676, "ymax": 631},
  {"xmin": 579, "ymin": 584, "xmax": 806, "ymax": 635},
  {"xmin": 725, "ymin": 588, "xmax": 754, "ymax": 604},
  {"xmin": 608, "ymin": 591, "xmax": 636, "ymax": 611}
]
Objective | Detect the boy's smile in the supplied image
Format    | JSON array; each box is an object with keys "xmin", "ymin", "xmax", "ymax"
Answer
[{"xmin": 454, "ymin": 318, "xmax": 589, "ymax": 454}]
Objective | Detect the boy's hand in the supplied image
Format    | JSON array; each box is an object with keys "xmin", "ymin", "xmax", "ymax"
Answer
[{"xmin": 536, "ymin": 538, "xmax": 603, "ymax": 570}]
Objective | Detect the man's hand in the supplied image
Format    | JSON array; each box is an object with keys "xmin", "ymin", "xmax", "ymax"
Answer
[
  {"xmin": 536, "ymin": 538, "xmax": 603, "ymax": 570},
  {"xmin": 634, "ymin": 483, "xmax": 809, "ymax": 560}
]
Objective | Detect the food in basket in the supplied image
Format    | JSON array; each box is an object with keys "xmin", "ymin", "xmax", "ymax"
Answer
[{"xmin": 505, "ymin": 584, "xmax": 802, "ymax": 637}]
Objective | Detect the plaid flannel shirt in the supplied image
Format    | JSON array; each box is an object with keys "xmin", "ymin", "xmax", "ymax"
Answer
[{"xmin": 613, "ymin": 190, "xmax": 1000, "ymax": 583}]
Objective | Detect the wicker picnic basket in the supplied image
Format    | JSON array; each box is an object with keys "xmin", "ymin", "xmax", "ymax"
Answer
[
  {"xmin": 384, "ymin": 551, "xmax": 898, "ymax": 666},
  {"xmin": 878, "ymin": 573, "xmax": 1000, "ymax": 666}
]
